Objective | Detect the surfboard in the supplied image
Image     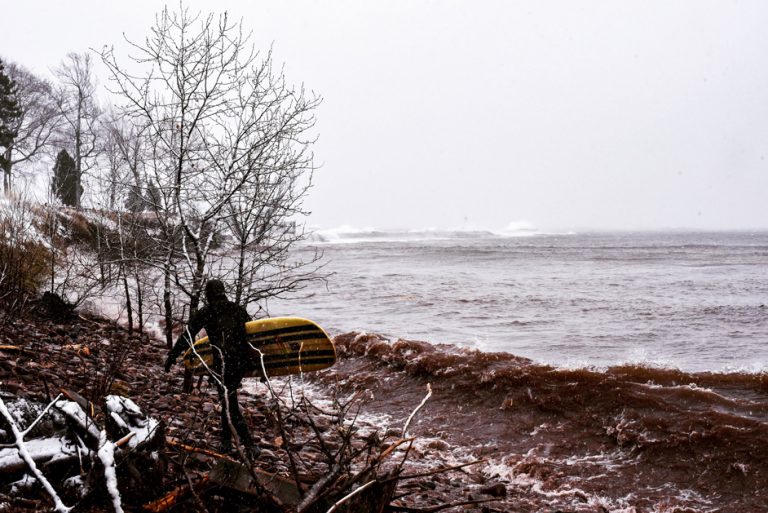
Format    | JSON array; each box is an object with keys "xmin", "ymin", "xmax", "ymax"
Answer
[{"xmin": 181, "ymin": 317, "xmax": 336, "ymax": 378}]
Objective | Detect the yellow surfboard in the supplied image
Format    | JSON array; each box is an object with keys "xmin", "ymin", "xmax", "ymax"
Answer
[{"xmin": 181, "ymin": 317, "xmax": 335, "ymax": 378}]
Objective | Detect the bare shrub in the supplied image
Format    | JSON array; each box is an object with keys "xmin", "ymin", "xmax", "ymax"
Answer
[{"xmin": 0, "ymin": 193, "xmax": 50, "ymax": 319}]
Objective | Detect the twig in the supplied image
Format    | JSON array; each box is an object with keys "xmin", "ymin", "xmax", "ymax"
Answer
[
  {"xmin": 142, "ymin": 476, "xmax": 211, "ymax": 513},
  {"xmin": 22, "ymin": 393, "xmax": 63, "ymax": 436},
  {"xmin": 114, "ymin": 432, "xmax": 136, "ymax": 448},
  {"xmin": 299, "ymin": 396, "xmax": 335, "ymax": 464},
  {"xmin": 396, "ymin": 439, "xmax": 416, "ymax": 475},
  {"xmin": 295, "ymin": 463, "xmax": 343, "ymax": 513},
  {"xmin": 378, "ymin": 438, "xmax": 414, "ymax": 463},
  {"xmin": 325, "ymin": 479, "xmax": 376, "ymax": 513},
  {"xmin": 402, "ymin": 383, "xmax": 432, "ymax": 438},
  {"xmin": 339, "ymin": 437, "xmax": 414, "ymax": 493},
  {"xmin": 182, "ymin": 459, "xmax": 210, "ymax": 513},
  {"xmin": 252, "ymin": 345, "xmax": 303, "ymax": 492},
  {"xmin": 166, "ymin": 439, "xmax": 238, "ymax": 463}
]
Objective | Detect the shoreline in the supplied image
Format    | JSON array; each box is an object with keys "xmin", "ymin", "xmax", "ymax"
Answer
[
  {"xmin": 309, "ymin": 332, "xmax": 768, "ymax": 511},
  {"xmin": 2, "ymin": 312, "xmax": 767, "ymax": 511}
]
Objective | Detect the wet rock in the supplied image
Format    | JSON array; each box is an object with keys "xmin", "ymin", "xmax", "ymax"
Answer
[
  {"xmin": 426, "ymin": 439, "xmax": 450, "ymax": 451},
  {"xmin": 480, "ymin": 482, "xmax": 507, "ymax": 497},
  {"xmin": 2, "ymin": 382, "xmax": 22, "ymax": 395},
  {"xmin": 109, "ymin": 379, "xmax": 132, "ymax": 396},
  {"xmin": 259, "ymin": 449, "xmax": 277, "ymax": 459},
  {"xmin": 154, "ymin": 397, "xmax": 172, "ymax": 410}
]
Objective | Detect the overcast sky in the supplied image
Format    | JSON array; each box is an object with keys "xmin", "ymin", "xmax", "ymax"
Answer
[{"xmin": 3, "ymin": 1, "xmax": 768, "ymax": 231}]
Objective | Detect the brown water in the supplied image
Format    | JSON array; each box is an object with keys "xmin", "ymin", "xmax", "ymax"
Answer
[{"xmin": 308, "ymin": 332, "xmax": 768, "ymax": 512}]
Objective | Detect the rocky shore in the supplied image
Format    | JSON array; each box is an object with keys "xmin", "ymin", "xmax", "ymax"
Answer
[
  {"xmin": 6, "ymin": 308, "xmax": 764, "ymax": 512},
  {"xmin": 0, "ymin": 311, "xmax": 512, "ymax": 513}
]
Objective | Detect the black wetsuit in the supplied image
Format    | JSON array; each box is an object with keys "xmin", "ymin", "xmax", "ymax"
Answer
[{"xmin": 166, "ymin": 294, "xmax": 253, "ymax": 448}]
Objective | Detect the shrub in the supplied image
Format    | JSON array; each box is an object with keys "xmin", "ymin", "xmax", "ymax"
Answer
[{"xmin": 0, "ymin": 195, "xmax": 51, "ymax": 319}]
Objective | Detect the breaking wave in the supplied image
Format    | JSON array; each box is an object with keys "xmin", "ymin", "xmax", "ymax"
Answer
[
  {"xmin": 309, "ymin": 332, "xmax": 768, "ymax": 511},
  {"xmin": 307, "ymin": 223, "xmax": 564, "ymax": 244}
]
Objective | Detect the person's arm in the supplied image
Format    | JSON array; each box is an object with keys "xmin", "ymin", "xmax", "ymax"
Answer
[{"xmin": 164, "ymin": 309, "xmax": 206, "ymax": 372}]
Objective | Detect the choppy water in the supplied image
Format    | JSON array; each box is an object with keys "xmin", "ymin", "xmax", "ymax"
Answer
[
  {"xmin": 308, "ymin": 333, "xmax": 768, "ymax": 512},
  {"xmin": 265, "ymin": 229, "xmax": 768, "ymax": 511},
  {"xmin": 270, "ymin": 230, "xmax": 768, "ymax": 372}
]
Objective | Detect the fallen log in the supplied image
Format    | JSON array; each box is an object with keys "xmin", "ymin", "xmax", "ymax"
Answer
[{"xmin": 0, "ymin": 435, "xmax": 81, "ymax": 475}]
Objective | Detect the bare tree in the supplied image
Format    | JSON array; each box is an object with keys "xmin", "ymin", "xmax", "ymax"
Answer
[
  {"xmin": 223, "ymin": 154, "xmax": 323, "ymax": 307},
  {"xmin": 2, "ymin": 61, "xmax": 62, "ymax": 194},
  {"xmin": 99, "ymin": 5, "xmax": 324, "ymax": 319},
  {"xmin": 54, "ymin": 52, "xmax": 101, "ymax": 208},
  {"xmin": 100, "ymin": 111, "xmax": 146, "ymax": 211}
]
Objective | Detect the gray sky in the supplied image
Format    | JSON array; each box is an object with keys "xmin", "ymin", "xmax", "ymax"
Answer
[{"xmin": 3, "ymin": 1, "xmax": 768, "ymax": 231}]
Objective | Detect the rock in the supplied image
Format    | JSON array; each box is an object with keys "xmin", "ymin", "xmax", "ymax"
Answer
[
  {"xmin": 259, "ymin": 449, "xmax": 277, "ymax": 459},
  {"xmin": 2, "ymin": 382, "xmax": 22, "ymax": 395},
  {"xmin": 426, "ymin": 439, "xmax": 450, "ymax": 451},
  {"xmin": 154, "ymin": 397, "xmax": 171, "ymax": 410},
  {"xmin": 385, "ymin": 427, "xmax": 400, "ymax": 438},
  {"xmin": 480, "ymin": 482, "xmax": 507, "ymax": 497},
  {"xmin": 109, "ymin": 379, "xmax": 132, "ymax": 396}
]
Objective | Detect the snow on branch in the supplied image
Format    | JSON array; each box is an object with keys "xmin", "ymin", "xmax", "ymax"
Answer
[
  {"xmin": 97, "ymin": 430, "xmax": 124, "ymax": 513},
  {"xmin": 0, "ymin": 395, "xmax": 72, "ymax": 513}
]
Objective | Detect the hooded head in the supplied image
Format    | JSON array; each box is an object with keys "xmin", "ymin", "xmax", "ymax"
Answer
[{"xmin": 205, "ymin": 279, "xmax": 227, "ymax": 303}]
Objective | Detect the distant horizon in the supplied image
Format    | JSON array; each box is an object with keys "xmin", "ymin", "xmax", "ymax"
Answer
[
  {"xmin": 305, "ymin": 222, "xmax": 768, "ymax": 236},
  {"xmin": 5, "ymin": 172, "xmax": 767, "ymax": 234}
]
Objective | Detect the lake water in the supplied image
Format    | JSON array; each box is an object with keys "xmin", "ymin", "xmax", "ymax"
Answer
[
  {"xmin": 267, "ymin": 229, "xmax": 768, "ymax": 511},
  {"xmin": 269, "ymin": 229, "xmax": 768, "ymax": 372}
]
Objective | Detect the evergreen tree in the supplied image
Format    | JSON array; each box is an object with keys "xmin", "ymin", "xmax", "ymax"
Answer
[
  {"xmin": 0, "ymin": 59, "xmax": 22, "ymax": 180},
  {"xmin": 124, "ymin": 184, "xmax": 145, "ymax": 212},
  {"xmin": 51, "ymin": 149, "xmax": 80, "ymax": 206},
  {"xmin": 54, "ymin": 53, "xmax": 100, "ymax": 208}
]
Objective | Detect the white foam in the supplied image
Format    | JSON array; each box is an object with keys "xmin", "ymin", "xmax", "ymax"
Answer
[
  {"xmin": 308, "ymin": 223, "xmax": 560, "ymax": 244},
  {"xmin": 481, "ymin": 453, "xmax": 663, "ymax": 512},
  {"xmin": 242, "ymin": 378, "xmax": 393, "ymax": 437}
]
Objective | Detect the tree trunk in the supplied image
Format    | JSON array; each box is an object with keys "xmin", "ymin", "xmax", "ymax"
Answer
[
  {"xmin": 74, "ymin": 97, "xmax": 82, "ymax": 209},
  {"xmin": 134, "ymin": 267, "xmax": 144, "ymax": 333},
  {"xmin": 163, "ymin": 259, "xmax": 173, "ymax": 350},
  {"xmin": 122, "ymin": 267, "xmax": 133, "ymax": 335},
  {"xmin": 48, "ymin": 209, "xmax": 56, "ymax": 293},
  {"xmin": 235, "ymin": 241, "xmax": 246, "ymax": 305},
  {"xmin": 2, "ymin": 147, "xmax": 12, "ymax": 195}
]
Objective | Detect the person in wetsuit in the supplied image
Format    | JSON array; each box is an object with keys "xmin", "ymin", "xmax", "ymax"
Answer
[{"xmin": 164, "ymin": 279, "xmax": 256, "ymax": 454}]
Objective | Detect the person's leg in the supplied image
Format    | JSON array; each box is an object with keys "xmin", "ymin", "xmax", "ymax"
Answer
[
  {"xmin": 216, "ymin": 381, "xmax": 233, "ymax": 451},
  {"xmin": 222, "ymin": 364, "xmax": 254, "ymax": 448},
  {"xmin": 225, "ymin": 386, "xmax": 253, "ymax": 447}
]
